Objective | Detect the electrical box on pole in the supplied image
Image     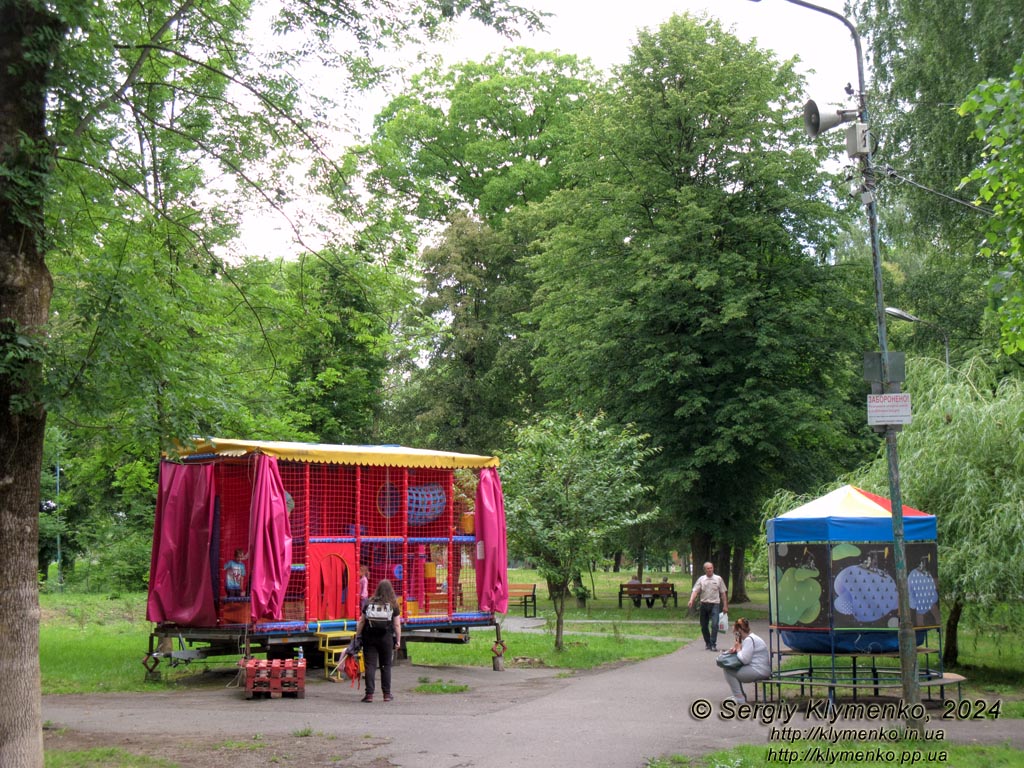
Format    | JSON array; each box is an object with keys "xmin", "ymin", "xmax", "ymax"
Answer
[{"xmin": 846, "ymin": 122, "xmax": 869, "ymax": 158}]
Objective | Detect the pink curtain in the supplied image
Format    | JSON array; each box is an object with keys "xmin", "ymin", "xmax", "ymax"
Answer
[
  {"xmin": 248, "ymin": 454, "xmax": 293, "ymax": 621},
  {"xmin": 146, "ymin": 462, "xmax": 217, "ymax": 625},
  {"xmin": 474, "ymin": 468, "xmax": 509, "ymax": 613}
]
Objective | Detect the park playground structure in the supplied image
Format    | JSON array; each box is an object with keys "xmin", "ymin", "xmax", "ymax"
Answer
[{"xmin": 144, "ymin": 438, "xmax": 509, "ymax": 675}]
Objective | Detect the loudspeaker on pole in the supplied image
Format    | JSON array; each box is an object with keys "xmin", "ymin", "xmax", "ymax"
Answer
[{"xmin": 803, "ymin": 99, "xmax": 845, "ymax": 138}]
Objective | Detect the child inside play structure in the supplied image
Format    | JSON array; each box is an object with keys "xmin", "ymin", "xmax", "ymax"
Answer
[
  {"xmin": 358, "ymin": 564, "xmax": 370, "ymax": 615},
  {"xmin": 223, "ymin": 549, "xmax": 247, "ymax": 597}
]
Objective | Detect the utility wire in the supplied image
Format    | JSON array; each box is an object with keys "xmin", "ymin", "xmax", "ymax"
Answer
[{"xmin": 883, "ymin": 165, "xmax": 993, "ymax": 216}]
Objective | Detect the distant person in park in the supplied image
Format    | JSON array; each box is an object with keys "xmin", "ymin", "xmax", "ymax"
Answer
[
  {"xmin": 688, "ymin": 561, "xmax": 728, "ymax": 651},
  {"xmin": 358, "ymin": 563, "xmax": 370, "ymax": 615},
  {"xmin": 721, "ymin": 617, "xmax": 770, "ymax": 704},
  {"xmin": 644, "ymin": 578, "xmax": 656, "ymax": 608},
  {"xmin": 224, "ymin": 549, "xmax": 247, "ymax": 597},
  {"xmin": 660, "ymin": 576, "xmax": 672, "ymax": 607},
  {"xmin": 355, "ymin": 579, "xmax": 402, "ymax": 703},
  {"xmin": 627, "ymin": 575, "xmax": 642, "ymax": 607}
]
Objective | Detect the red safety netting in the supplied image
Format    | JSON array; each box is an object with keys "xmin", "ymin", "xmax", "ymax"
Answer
[
  {"xmin": 248, "ymin": 455, "xmax": 292, "ymax": 621},
  {"xmin": 154, "ymin": 453, "xmax": 490, "ymax": 629}
]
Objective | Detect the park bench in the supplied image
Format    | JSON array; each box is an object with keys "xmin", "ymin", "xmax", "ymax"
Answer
[
  {"xmin": 758, "ymin": 647, "xmax": 965, "ymax": 704},
  {"xmin": 508, "ymin": 583, "xmax": 537, "ymax": 618},
  {"xmin": 618, "ymin": 581, "xmax": 678, "ymax": 608},
  {"xmin": 760, "ymin": 670, "xmax": 965, "ymax": 705}
]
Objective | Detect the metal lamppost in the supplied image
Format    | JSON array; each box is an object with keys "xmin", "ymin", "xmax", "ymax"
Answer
[
  {"xmin": 886, "ymin": 306, "xmax": 951, "ymax": 371},
  {"xmin": 56, "ymin": 453, "xmax": 63, "ymax": 592},
  {"xmin": 748, "ymin": 0, "xmax": 921, "ymax": 715}
]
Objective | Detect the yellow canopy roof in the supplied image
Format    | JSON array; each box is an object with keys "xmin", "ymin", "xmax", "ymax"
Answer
[{"xmin": 171, "ymin": 437, "xmax": 500, "ymax": 469}]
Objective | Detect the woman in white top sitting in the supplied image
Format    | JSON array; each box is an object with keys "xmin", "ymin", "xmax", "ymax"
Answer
[{"xmin": 722, "ymin": 617, "xmax": 770, "ymax": 703}]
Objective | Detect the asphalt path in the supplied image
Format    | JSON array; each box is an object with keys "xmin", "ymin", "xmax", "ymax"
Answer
[{"xmin": 42, "ymin": 618, "xmax": 1024, "ymax": 767}]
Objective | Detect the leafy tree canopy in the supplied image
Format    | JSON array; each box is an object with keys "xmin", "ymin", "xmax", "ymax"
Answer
[
  {"xmin": 852, "ymin": 0, "xmax": 1024, "ymax": 247},
  {"xmin": 960, "ymin": 55, "xmax": 1024, "ymax": 354},
  {"xmin": 522, "ymin": 14, "xmax": 874, "ymax": 555},
  {"xmin": 381, "ymin": 213, "xmax": 539, "ymax": 453},
  {"xmin": 501, "ymin": 412, "xmax": 657, "ymax": 649},
  {"xmin": 851, "ymin": 0, "xmax": 1023, "ymax": 364},
  {"xmin": 341, "ymin": 47, "xmax": 600, "ymax": 262}
]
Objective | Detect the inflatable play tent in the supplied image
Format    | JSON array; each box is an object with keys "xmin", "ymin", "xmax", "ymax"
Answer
[{"xmin": 766, "ymin": 485, "xmax": 939, "ymax": 653}]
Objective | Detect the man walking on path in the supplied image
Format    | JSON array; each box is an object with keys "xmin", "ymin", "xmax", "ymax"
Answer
[{"xmin": 688, "ymin": 561, "xmax": 728, "ymax": 651}]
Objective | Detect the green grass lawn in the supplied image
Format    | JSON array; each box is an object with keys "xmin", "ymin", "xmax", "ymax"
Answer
[
  {"xmin": 45, "ymin": 749, "xmax": 176, "ymax": 768},
  {"xmin": 41, "ymin": 593, "xmax": 163, "ymax": 694},
  {"xmin": 648, "ymin": 741, "xmax": 1024, "ymax": 767},
  {"xmin": 409, "ymin": 628, "xmax": 687, "ymax": 668},
  {"xmin": 508, "ymin": 567, "xmax": 771, "ymax": 623}
]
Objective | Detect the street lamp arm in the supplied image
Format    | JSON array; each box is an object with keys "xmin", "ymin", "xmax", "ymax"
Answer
[
  {"xmin": 885, "ymin": 306, "xmax": 921, "ymax": 324},
  {"xmin": 885, "ymin": 306, "xmax": 951, "ymax": 370},
  {"xmin": 748, "ymin": 0, "xmax": 867, "ymax": 119}
]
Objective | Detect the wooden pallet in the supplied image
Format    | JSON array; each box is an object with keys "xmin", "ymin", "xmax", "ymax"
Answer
[{"xmin": 242, "ymin": 658, "xmax": 306, "ymax": 699}]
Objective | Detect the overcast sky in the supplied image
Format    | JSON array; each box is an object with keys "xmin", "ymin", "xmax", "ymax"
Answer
[
  {"xmin": 240, "ymin": 0, "xmax": 864, "ymax": 257},
  {"xmin": 445, "ymin": 0, "xmax": 863, "ymax": 102}
]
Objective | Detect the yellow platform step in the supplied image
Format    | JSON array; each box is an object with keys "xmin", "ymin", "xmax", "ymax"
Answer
[{"xmin": 314, "ymin": 630, "xmax": 358, "ymax": 680}]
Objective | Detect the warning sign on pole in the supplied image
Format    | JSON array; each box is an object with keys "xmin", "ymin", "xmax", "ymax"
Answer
[{"xmin": 867, "ymin": 393, "xmax": 912, "ymax": 426}]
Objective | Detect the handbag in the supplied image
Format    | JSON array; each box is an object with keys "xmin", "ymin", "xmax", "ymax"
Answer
[
  {"xmin": 715, "ymin": 651, "xmax": 743, "ymax": 670},
  {"xmin": 718, "ymin": 610, "xmax": 729, "ymax": 633}
]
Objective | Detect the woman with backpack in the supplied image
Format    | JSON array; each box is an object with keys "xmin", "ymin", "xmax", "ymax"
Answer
[{"xmin": 354, "ymin": 579, "xmax": 402, "ymax": 702}]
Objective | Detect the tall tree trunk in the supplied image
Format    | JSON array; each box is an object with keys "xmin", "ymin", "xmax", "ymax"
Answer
[
  {"xmin": 730, "ymin": 544, "xmax": 749, "ymax": 604},
  {"xmin": 689, "ymin": 531, "xmax": 712, "ymax": 587},
  {"xmin": 612, "ymin": 550, "xmax": 622, "ymax": 572},
  {"xmin": 943, "ymin": 598, "xmax": 963, "ymax": 668},
  {"xmin": 570, "ymin": 572, "xmax": 584, "ymax": 598},
  {"xmin": 716, "ymin": 547, "xmax": 730, "ymax": 588},
  {"xmin": 1, "ymin": 5, "xmax": 60, "ymax": 766}
]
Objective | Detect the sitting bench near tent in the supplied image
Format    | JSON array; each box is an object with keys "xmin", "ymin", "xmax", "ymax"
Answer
[
  {"xmin": 618, "ymin": 582, "xmax": 677, "ymax": 608},
  {"xmin": 761, "ymin": 670, "xmax": 966, "ymax": 703},
  {"xmin": 758, "ymin": 646, "xmax": 965, "ymax": 704}
]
